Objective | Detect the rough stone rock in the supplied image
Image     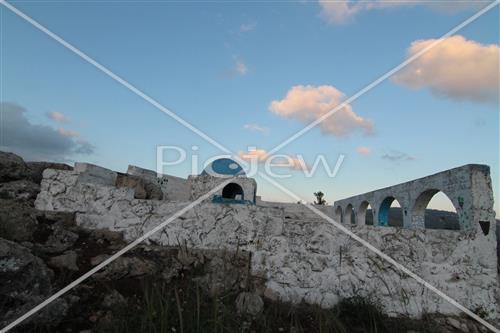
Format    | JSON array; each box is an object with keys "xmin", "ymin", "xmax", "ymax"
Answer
[
  {"xmin": 89, "ymin": 228, "xmax": 124, "ymax": 244},
  {"xmin": 0, "ymin": 237, "xmax": 68, "ymax": 328},
  {"xmin": 116, "ymin": 171, "xmax": 164, "ymax": 200},
  {"xmin": 0, "ymin": 151, "xmax": 29, "ymax": 182},
  {"xmin": 49, "ymin": 250, "xmax": 79, "ymax": 271},
  {"xmin": 143, "ymin": 179, "xmax": 163, "ymax": 200},
  {"xmin": 27, "ymin": 161, "xmax": 73, "ymax": 184},
  {"xmin": 115, "ymin": 173, "xmax": 148, "ymax": 199},
  {"xmin": 90, "ymin": 255, "xmax": 157, "ymax": 279},
  {"xmin": 0, "ymin": 199, "xmax": 38, "ymax": 242},
  {"xmin": 36, "ymin": 223, "xmax": 79, "ymax": 254},
  {"xmin": 236, "ymin": 292, "xmax": 264, "ymax": 316},
  {"xmin": 102, "ymin": 289, "xmax": 127, "ymax": 308},
  {"xmin": 0, "ymin": 179, "xmax": 40, "ymax": 202}
]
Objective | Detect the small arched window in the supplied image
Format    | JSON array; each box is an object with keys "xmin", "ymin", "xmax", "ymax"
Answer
[{"xmin": 222, "ymin": 183, "xmax": 244, "ymax": 200}]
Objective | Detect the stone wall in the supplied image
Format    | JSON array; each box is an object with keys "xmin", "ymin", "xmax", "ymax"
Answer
[
  {"xmin": 333, "ymin": 164, "xmax": 495, "ymax": 233},
  {"xmin": 34, "ymin": 166, "xmax": 498, "ymax": 321}
]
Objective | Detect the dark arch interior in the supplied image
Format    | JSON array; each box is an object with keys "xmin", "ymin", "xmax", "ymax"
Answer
[
  {"xmin": 335, "ymin": 206, "xmax": 343, "ymax": 223},
  {"xmin": 346, "ymin": 204, "xmax": 355, "ymax": 224},
  {"xmin": 378, "ymin": 196, "xmax": 403, "ymax": 227},
  {"xmin": 361, "ymin": 201, "xmax": 374, "ymax": 225},
  {"xmin": 222, "ymin": 183, "xmax": 244, "ymax": 200}
]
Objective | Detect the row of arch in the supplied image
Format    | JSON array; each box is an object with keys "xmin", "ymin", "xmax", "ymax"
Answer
[{"xmin": 334, "ymin": 189, "xmax": 460, "ymax": 230}]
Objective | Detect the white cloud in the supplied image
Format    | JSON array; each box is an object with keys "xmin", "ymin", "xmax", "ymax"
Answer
[
  {"xmin": 46, "ymin": 111, "xmax": 69, "ymax": 123},
  {"xmin": 356, "ymin": 146, "xmax": 371, "ymax": 155},
  {"xmin": 58, "ymin": 128, "xmax": 80, "ymax": 138},
  {"xmin": 239, "ymin": 148, "xmax": 269, "ymax": 162},
  {"xmin": 381, "ymin": 150, "xmax": 415, "ymax": 162},
  {"xmin": 238, "ymin": 149, "xmax": 308, "ymax": 171},
  {"xmin": 392, "ymin": 35, "xmax": 499, "ymax": 103},
  {"xmin": 243, "ymin": 123, "xmax": 269, "ymax": 134},
  {"xmin": 318, "ymin": 0, "xmax": 482, "ymax": 24},
  {"xmin": 235, "ymin": 60, "xmax": 248, "ymax": 75},
  {"xmin": 222, "ymin": 58, "xmax": 249, "ymax": 79},
  {"xmin": 240, "ymin": 21, "xmax": 257, "ymax": 32},
  {"xmin": 1, "ymin": 103, "xmax": 95, "ymax": 161},
  {"xmin": 269, "ymin": 85, "xmax": 373, "ymax": 137}
]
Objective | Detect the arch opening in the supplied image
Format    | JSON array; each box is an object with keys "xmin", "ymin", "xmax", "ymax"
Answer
[
  {"xmin": 378, "ymin": 197, "xmax": 403, "ymax": 227},
  {"xmin": 345, "ymin": 204, "xmax": 356, "ymax": 224},
  {"xmin": 221, "ymin": 183, "xmax": 244, "ymax": 200},
  {"xmin": 335, "ymin": 206, "xmax": 343, "ymax": 224},
  {"xmin": 358, "ymin": 201, "xmax": 374, "ymax": 225},
  {"xmin": 414, "ymin": 190, "xmax": 459, "ymax": 230}
]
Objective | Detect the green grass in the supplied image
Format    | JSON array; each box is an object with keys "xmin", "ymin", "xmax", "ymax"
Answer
[{"xmin": 97, "ymin": 276, "xmax": 423, "ymax": 333}]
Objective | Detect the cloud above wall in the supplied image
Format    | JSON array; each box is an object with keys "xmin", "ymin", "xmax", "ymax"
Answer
[
  {"xmin": 0, "ymin": 103, "xmax": 95, "ymax": 161},
  {"xmin": 269, "ymin": 85, "xmax": 373, "ymax": 137},
  {"xmin": 243, "ymin": 123, "xmax": 269, "ymax": 134},
  {"xmin": 318, "ymin": 0, "xmax": 483, "ymax": 24},
  {"xmin": 392, "ymin": 35, "xmax": 499, "ymax": 104}
]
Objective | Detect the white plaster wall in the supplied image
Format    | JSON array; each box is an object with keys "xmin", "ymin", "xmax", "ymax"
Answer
[{"xmin": 35, "ymin": 168, "xmax": 498, "ymax": 320}]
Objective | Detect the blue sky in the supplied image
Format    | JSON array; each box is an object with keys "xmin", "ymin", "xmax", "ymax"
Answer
[{"xmin": 0, "ymin": 1, "xmax": 498, "ymax": 214}]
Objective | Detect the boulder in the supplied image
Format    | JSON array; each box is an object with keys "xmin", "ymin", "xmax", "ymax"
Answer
[
  {"xmin": 0, "ymin": 179, "xmax": 40, "ymax": 202},
  {"xmin": 0, "ymin": 237, "xmax": 68, "ymax": 328},
  {"xmin": 102, "ymin": 289, "xmax": 127, "ymax": 308},
  {"xmin": 0, "ymin": 151, "xmax": 29, "ymax": 182},
  {"xmin": 49, "ymin": 250, "xmax": 79, "ymax": 271},
  {"xmin": 27, "ymin": 162, "xmax": 72, "ymax": 184},
  {"xmin": 115, "ymin": 172, "xmax": 163, "ymax": 200},
  {"xmin": 90, "ymin": 255, "xmax": 157, "ymax": 279},
  {"xmin": 37, "ymin": 224, "xmax": 79, "ymax": 254},
  {"xmin": 115, "ymin": 173, "xmax": 147, "ymax": 199},
  {"xmin": 0, "ymin": 199, "xmax": 38, "ymax": 242}
]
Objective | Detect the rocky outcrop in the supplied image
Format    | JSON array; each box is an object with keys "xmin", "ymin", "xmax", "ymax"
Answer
[
  {"xmin": 26, "ymin": 161, "xmax": 72, "ymax": 184},
  {"xmin": 0, "ymin": 238, "xmax": 69, "ymax": 329},
  {"xmin": 0, "ymin": 151, "xmax": 30, "ymax": 182}
]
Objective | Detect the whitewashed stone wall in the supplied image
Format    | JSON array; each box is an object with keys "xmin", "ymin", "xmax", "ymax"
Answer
[
  {"xmin": 35, "ymin": 167, "xmax": 498, "ymax": 320},
  {"xmin": 334, "ymin": 164, "xmax": 496, "ymax": 233}
]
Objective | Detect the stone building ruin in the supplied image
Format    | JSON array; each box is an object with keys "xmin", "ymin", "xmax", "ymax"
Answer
[
  {"xmin": 333, "ymin": 164, "xmax": 495, "ymax": 236},
  {"xmin": 34, "ymin": 160, "xmax": 498, "ymax": 321}
]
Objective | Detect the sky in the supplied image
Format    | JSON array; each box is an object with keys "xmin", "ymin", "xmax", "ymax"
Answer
[{"xmin": 0, "ymin": 0, "xmax": 498, "ymax": 215}]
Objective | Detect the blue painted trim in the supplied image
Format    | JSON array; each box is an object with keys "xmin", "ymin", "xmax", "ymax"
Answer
[{"xmin": 378, "ymin": 197, "xmax": 393, "ymax": 226}]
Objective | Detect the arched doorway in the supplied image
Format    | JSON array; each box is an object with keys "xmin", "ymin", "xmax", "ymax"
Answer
[
  {"xmin": 335, "ymin": 206, "xmax": 343, "ymax": 224},
  {"xmin": 413, "ymin": 190, "xmax": 459, "ymax": 230},
  {"xmin": 378, "ymin": 196, "xmax": 403, "ymax": 227},
  {"xmin": 222, "ymin": 183, "xmax": 244, "ymax": 200},
  {"xmin": 345, "ymin": 204, "xmax": 356, "ymax": 224},
  {"xmin": 358, "ymin": 201, "xmax": 374, "ymax": 225}
]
